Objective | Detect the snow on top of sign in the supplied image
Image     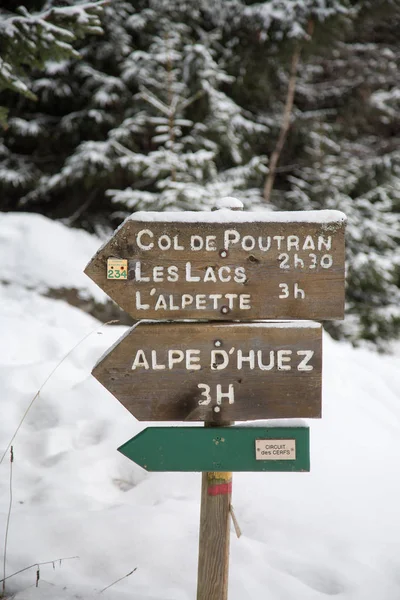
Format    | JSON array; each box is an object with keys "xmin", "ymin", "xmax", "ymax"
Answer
[
  {"xmin": 238, "ymin": 419, "xmax": 309, "ymax": 429},
  {"xmin": 84, "ymin": 206, "xmax": 346, "ymax": 265},
  {"xmin": 93, "ymin": 319, "xmax": 148, "ymax": 370},
  {"xmin": 128, "ymin": 208, "xmax": 346, "ymax": 225},
  {"xmin": 230, "ymin": 320, "xmax": 321, "ymax": 329},
  {"xmin": 215, "ymin": 196, "xmax": 244, "ymax": 210},
  {"xmin": 190, "ymin": 320, "xmax": 321, "ymax": 329}
]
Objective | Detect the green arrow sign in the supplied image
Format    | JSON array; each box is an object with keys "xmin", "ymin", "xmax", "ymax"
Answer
[{"xmin": 118, "ymin": 426, "xmax": 310, "ymax": 472}]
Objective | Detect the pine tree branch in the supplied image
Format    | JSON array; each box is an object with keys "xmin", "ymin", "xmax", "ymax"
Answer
[
  {"xmin": 40, "ymin": 1, "xmax": 108, "ymax": 25},
  {"xmin": 263, "ymin": 44, "xmax": 301, "ymax": 202},
  {"xmin": 263, "ymin": 20, "xmax": 314, "ymax": 202},
  {"xmin": 165, "ymin": 33, "xmax": 177, "ymax": 181},
  {"xmin": 0, "ymin": 1, "xmax": 107, "ymax": 118},
  {"xmin": 139, "ymin": 86, "xmax": 170, "ymax": 116},
  {"xmin": 181, "ymin": 89, "xmax": 205, "ymax": 110},
  {"xmin": 110, "ymin": 140, "xmax": 136, "ymax": 157}
]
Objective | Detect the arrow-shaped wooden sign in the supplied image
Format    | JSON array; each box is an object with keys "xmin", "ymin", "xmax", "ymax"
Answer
[
  {"xmin": 85, "ymin": 210, "xmax": 346, "ymax": 321},
  {"xmin": 93, "ymin": 321, "xmax": 322, "ymax": 422},
  {"xmin": 118, "ymin": 426, "xmax": 310, "ymax": 472}
]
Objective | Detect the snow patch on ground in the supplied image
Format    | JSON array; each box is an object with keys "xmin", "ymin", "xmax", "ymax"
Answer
[{"xmin": 0, "ymin": 212, "xmax": 107, "ymax": 302}]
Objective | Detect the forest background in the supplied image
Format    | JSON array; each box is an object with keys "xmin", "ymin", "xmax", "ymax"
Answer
[{"xmin": 0, "ymin": 0, "xmax": 399, "ymax": 350}]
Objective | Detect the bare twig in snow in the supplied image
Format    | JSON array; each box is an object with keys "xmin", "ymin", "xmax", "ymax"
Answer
[
  {"xmin": 0, "ymin": 556, "xmax": 79, "ymax": 585},
  {"xmin": 230, "ymin": 504, "xmax": 242, "ymax": 539},
  {"xmin": 99, "ymin": 567, "xmax": 137, "ymax": 594},
  {"xmin": 2, "ymin": 448, "xmax": 14, "ymax": 596}
]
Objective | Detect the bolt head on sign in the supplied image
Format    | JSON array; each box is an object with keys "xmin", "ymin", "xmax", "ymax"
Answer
[
  {"xmin": 92, "ymin": 321, "xmax": 322, "ymax": 422},
  {"xmin": 84, "ymin": 209, "xmax": 346, "ymax": 321}
]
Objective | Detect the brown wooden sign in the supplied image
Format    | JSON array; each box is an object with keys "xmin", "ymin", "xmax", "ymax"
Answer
[
  {"xmin": 85, "ymin": 210, "xmax": 346, "ymax": 321},
  {"xmin": 93, "ymin": 321, "xmax": 322, "ymax": 421}
]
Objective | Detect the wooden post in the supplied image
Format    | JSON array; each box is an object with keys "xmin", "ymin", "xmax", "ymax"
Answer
[
  {"xmin": 197, "ymin": 420, "xmax": 233, "ymax": 600},
  {"xmin": 197, "ymin": 197, "xmax": 238, "ymax": 600}
]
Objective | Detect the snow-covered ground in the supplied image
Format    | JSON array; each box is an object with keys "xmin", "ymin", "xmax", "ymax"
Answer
[{"xmin": 1, "ymin": 213, "xmax": 400, "ymax": 600}]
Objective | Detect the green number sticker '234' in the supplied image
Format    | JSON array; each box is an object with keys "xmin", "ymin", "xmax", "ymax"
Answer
[
  {"xmin": 107, "ymin": 258, "xmax": 128, "ymax": 280},
  {"xmin": 108, "ymin": 269, "xmax": 127, "ymax": 279}
]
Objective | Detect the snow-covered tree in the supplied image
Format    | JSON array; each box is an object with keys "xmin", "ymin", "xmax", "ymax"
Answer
[
  {"xmin": 0, "ymin": 1, "xmax": 105, "ymax": 125},
  {"xmin": 0, "ymin": 0, "xmax": 399, "ymax": 347},
  {"xmin": 11, "ymin": 1, "xmax": 268, "ymax": 221},
  {"xmin": 264, "ymin": 2, "xmax": 400, "ymax": 348}
]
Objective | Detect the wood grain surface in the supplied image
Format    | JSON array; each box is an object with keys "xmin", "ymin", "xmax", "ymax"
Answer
[
  {"xmin": 197, "ymin": 473, "xmax": 231, "ymax": 600},
  {"xmin": 85, "ymin": 219, "xmax": 345, "ymax": 321},
  {"xmin": 92, "ymin": 321, "xmax": 322, "ymax": 422},
  {"xmin": 197, "ymin": 421, "xmax": 232, "ymax": 600}
]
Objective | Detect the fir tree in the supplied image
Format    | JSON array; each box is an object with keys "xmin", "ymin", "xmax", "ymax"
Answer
[
  {"xmin": 10, "ymin": 0, "xmax": 268, "ymax": 221},
  {"xmin": 262, "ymin": 2, "xmax": 400, "ymax": 348},
  {"xmin": 0, "ymin": 1, "xmax": 105, "ymax": 125},
  {"xmin": 0, "ymin": 0, "xmax": 399, "ymax": 347}
]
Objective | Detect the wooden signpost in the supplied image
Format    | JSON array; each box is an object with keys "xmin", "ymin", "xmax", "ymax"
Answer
[
  {"xmin": 118, "ymin": 426, "xmax": 310, "ymax": 472},
  {"xmin": 93, "ymin": 321, "xmax": 322, "ymax": 421},
  {"xmin": 85, "ymin": 210, "xmax": 346, "ymax": 321},
  {"xmin": 85, "ymin": 201, "xmax": 346, "ymax": 600}
]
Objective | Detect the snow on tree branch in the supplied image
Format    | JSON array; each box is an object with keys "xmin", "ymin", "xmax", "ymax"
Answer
[{"xmin": 0, "ymin": 1, "xmax": 106, "ymax": 113}]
